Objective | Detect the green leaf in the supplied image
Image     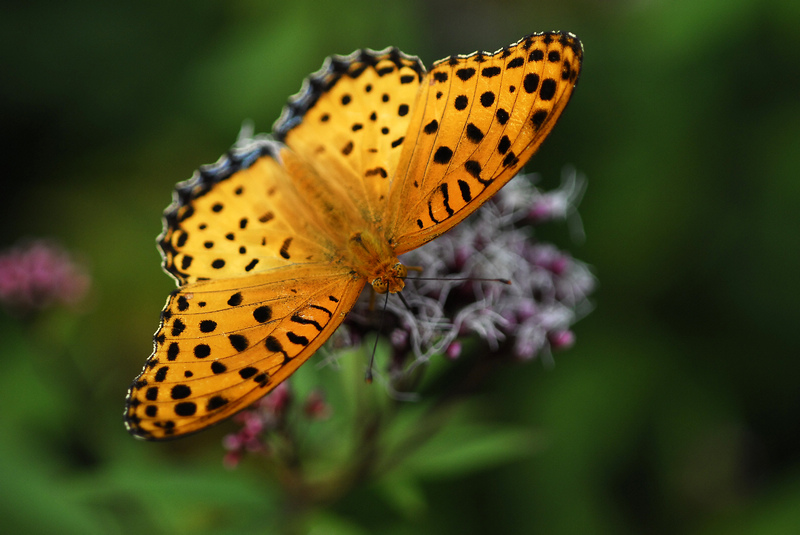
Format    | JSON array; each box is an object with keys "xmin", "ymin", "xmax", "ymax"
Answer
[
  {"xmin": 397, "ymin": 421, "xmax": 542, "ymax": 478},
  {"xmin": 304, "ymin": 510, "xmax": 370, "ymax": 535},
  {"xmin": 375, "ymin": 472, "xmax": 428, "ymax": 518}
]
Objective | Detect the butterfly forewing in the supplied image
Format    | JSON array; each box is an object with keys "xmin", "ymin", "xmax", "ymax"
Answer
[
  {"xmin": 160, "ymin": 142, "xmax": 338, "ymax": 285},
  {"xmin": 125, "ymin": 265, "xmax": 365, "ymax": 439},
  {"xmin": 386, "ymin": 32, "xmax": 583, "ymax": 253},
  {"xmin": 276, "ymin": 49, "xmax": 425, "ymax": 227}
]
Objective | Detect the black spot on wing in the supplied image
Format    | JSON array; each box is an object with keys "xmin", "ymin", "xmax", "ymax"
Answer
[
  {"xmin": 171, "ymin": 319, "xmax": 185, "ymax": 336},
  {"xmin": 239, "ymin": 367, "xmax": 258, "ymax": 379},
  {"xmin": 529, "ymin": 49, "xmax": 544, "ymax": 62},
  {"xmin": 287, "ymin": 331, "xmax": 309, "ymax": 346},
  {"xmin": 466, "ymin": 123, "xmax": 484, "ymax": 143},
  {"xmin": 524, "ymin": 73, "xmax": 539, "ymax": 93},
  {"xmin": 171, "ymin": 385, "xmax": 191, "ymax": 399},
  {"xmin": 266, "ymin": 336, "xmax": 289, "ymax": 359},
  {"xmin": 424, "ymin": 120, "xmax": 439, "ymax": 134},
  {"xmin": 457, "ymin": 179, "xmax": 472, "ymax": 202},
  {"xmin": 440, "ymin": 183, "xmax": 454, "ymax": 217},
  {"xmin": 433, "ymin": 146, "xmax": 453, "ymax": 164},
  {"xmin": 174, "ymin": 402, "xmax": 196, "ymax": 416},
  {"xmin": 253, "ymin": 306, "xmax": 272, "ymax": 323},
  {"xmin": 540, "ymin": 79, "xmax": 557, "ymax": 101},
  {"xmin": 291, "ymin": 313, "xmax": 323, "ymax": 332},
  {"xmin": 498, "ymin": 135, "xmax": 511, "ymax": 154},
  {"xmin": 496, "ymin": 109, "xmax": 509, "ymax": 125},
  {"xmin": 531, "ymin": 109, "xmax": 548, "ymax": 128},
  {"xmin": 229, "ymin": 334, "xmax": 249, "ymax": 352},
  {"xmin": 155, "ymin": 366, "xmax": 168, "ymax": 382},
  {"xmin": 456, "ymin": 67, "xmax": 475, "ymax": 81},
  {"xmin": 207, "ymin": 396, "xmax": 228, "ymax": 411},
  {"xmin": 194, "ymin": 344, "xmax": 211, "ymax": 358},
  {"xmin": 280, "ymin": 237, "xmax": 293, "ymax": 259},
  {"xmin": 310, "ymin": 304, "xmax": 332, "ymax": 318}
]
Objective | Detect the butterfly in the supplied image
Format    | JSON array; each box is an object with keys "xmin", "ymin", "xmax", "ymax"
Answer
[{"xmin": 125, "ymin": 31, "xmax": 583, "ymax": 440}]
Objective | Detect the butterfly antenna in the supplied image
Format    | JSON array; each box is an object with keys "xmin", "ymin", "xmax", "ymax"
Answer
[
  {"xmin": 397, "ymin": 291, "xmax": 413, "ymax": 312},
  {"xmin": 365, "ymin": 291, "xmax": 390, "ymax": 384},
  {"xmin": 410, "ymin": 276, "xmax": 512, "ymax": 285}
]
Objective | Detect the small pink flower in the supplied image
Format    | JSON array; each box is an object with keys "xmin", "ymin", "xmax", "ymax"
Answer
[
  {"xmin": 261, "ymin": 381, "xmax": 291, "ymax": 415},
  {"xmin": 223, "ymin": 451, "xmax": 242, "ymax": 469},
  {"xmin": 527, "ymin": 198, "xmax": 557, "ymax": 222},
  {"xmin": 446, "ymin": 341, "xmax": 462, "ymax": 360},
  {"xmin": 0, "ymin": 239, "xmax": 90, "ymax": 313},
  {"xmin": 390, "ymin": 328, "xmax": 409, "ymax": 350},
  {"xmin": 548, "ymin": 254, "xmax": 570, "ymax": 276},
  {"xmin": 222, "ymin": 433, "xmax": 242, "ymax": 451},
  {"xmin": 303, "ymin": 390, "xmax": 331, "ymax": 420},
  {"xmin": 548, "ymin": 330, "xmax": 575, "ymax": 351}
]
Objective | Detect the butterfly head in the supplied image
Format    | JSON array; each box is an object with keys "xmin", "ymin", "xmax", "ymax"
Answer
[
  {"xmin": 345, "ymin": 230, "xmax": 406, "ymax": 294},
  {"xmin": 371, "ymin": 263, "xmax": 407, "ymax": 294}
]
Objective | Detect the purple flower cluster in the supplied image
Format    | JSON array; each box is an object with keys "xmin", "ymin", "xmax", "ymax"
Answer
[
  {"xmin": 348, "ymin": 168, "xmax": 594, "ymax": 382},
  {"xmin": 0, "ymin": 240, "xmax": 90, "ymax": 314},
  {"xmin": 222, "ymin": 382, "xmax": 331, "ymax": 469},
  {"xmin": 223, "ymin": 168, "xmax": 594, "ymax": 465}
]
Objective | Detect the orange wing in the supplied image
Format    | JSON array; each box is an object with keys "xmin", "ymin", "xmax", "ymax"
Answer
[
  {"xmin": 159, "ymin": 141, "xmax": 342, "ymax": 285},
  {"xmin": 386, "ymin": 32, "xmax": 583, "ymax": 253},
  {"xmin": 275, "ymin": 48, "xmax": 425, "ymax": 228},
  {"xmin": 126, "ymin": 140, "xmax": 367, "ymax": 440},
  {"xmin": 125, "ymin": 264, "xmax": 363, "ymax": 440}
]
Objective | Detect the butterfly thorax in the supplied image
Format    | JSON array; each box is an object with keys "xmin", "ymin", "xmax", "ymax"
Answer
[{"xmin": 345, "ymin": 229, "xmax": 406, "ymax": 294}]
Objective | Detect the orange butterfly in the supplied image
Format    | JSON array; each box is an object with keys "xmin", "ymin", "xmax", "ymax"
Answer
[{"xmin": 125, "ymin": 32, "xmax": 583, "ymax": 440}]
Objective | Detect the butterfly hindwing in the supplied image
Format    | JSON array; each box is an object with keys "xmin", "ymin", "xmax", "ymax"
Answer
[
  {"xmin": 387, "ymin": 32, "xmax": 583, "ymax": 253},
  {"xmin": 125, "ymin": 265, "xmax": 365, "ymax": 439}
]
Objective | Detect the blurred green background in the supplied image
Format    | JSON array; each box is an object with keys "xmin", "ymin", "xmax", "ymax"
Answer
[{"xmin": 2, "ymin": 0, "xmax": 800, "ymax": 533}]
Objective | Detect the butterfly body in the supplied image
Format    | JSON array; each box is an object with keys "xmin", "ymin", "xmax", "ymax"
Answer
[
  {"xmin": 257, "ymin": 145, "xmax": 408, "ymax": 292},
  {"xmin": 126, "ymin": 32, "xmax": 583, "ymax": 440}
]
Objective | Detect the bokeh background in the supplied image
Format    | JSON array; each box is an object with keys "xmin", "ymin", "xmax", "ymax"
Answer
[{"xmin": 2, "ymin": 0, "xmax": 799, "ymax": 533}]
